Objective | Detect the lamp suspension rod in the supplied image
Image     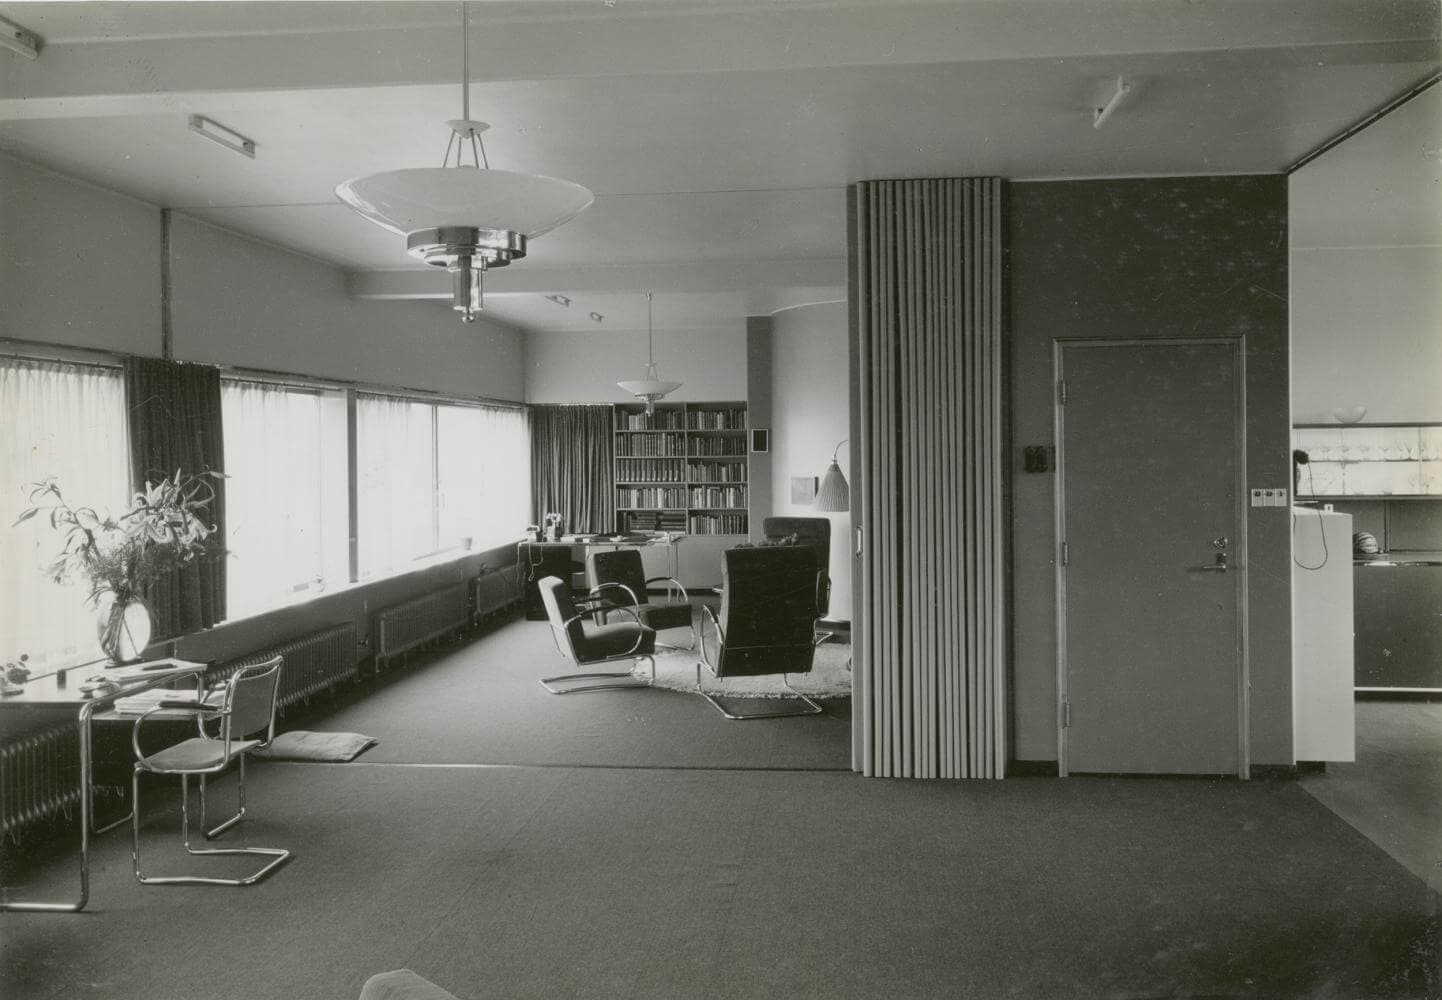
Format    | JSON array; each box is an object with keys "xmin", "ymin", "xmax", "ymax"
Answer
[
  {"xmin": 460, "ymin": 1, "xmax": 470, "ymax": 123},
  {"xmin": 833, "ymin": 438, "xmax": 848, "ymax": 461},
  {"xmin": 647, "ymin": 292, "xmax": 655, "ymax": 364}
]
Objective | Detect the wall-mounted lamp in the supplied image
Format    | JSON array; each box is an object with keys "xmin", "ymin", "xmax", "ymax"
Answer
[
  {"xmin": 0, "ymin": 14, "xmax": 40, "ymax": 59},
  {"xmin": 814, "ymin": 438, "xmax": 849, "ymax": 512}
]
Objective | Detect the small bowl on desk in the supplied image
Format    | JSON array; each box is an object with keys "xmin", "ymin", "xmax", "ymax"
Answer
[{"xmin": 1332, "ymin": 405, "xmax": 1368, "ymax": 424}]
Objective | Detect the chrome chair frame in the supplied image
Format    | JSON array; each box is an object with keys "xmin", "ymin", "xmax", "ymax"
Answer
[
  {"xmin": 695, "ymin": 605, "xmax": 824, "ymax": 720},
  {"xmin": 540, "ymin": 583, "xmax": 656, "ymax": 695},
  {"xmin": 129, "ymin": 656, "xmax": 291, "ymax": 886},
  {"xmin": 587, "ymin": 551, "xmax": 698, "ymax": 652}
]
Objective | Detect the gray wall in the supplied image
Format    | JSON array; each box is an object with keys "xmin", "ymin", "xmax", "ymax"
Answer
[{"xmin": 1008, "ymin": 175, "xmax": 1293, "ymax": 766}]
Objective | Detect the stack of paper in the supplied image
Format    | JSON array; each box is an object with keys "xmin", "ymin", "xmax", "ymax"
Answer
[{"xmin": 112, "ymin": 688, "xmax": 221, "ymax": 716}]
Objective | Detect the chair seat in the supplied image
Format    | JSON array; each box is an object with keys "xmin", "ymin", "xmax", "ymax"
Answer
[
  {"xmin": 142, "ymin": 736, "xmax": 260, "ymax": 772},
  {"xmin": 575, "ymin": 622, "xmax": 656, "ymax": 660},
  {"xmin": 636, "ymin": 602, "xmax": 694, "ymax": 631}
]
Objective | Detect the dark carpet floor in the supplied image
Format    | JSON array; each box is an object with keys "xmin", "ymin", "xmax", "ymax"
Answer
[
  {"xmin": 3, "ymin": 619, "xmax": 1438, "ymax": 1000},
  {"xmin": 3, "ymin": 765, "xmax": 1438, "ymax": 1000},
  {"xmin": 300, "ymin": 617, "xmax": 852, "ymax": 771}
]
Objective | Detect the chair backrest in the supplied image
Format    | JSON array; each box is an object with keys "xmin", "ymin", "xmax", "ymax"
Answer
[
  {"xmin": 588, "ymin": 548, "xmax": 646, "ymax": 605},
  {"xmin": 223, "ymin": 655, "xmax": 283, "ymax": 744},
  {"xmin": 762, "ymin": 516, "xmax": 831, "ymax": 584},
  {"xmin": 537, "ymin": 575, "xmax": 583, "ymax": 659},
  {"xmin": 714, "ymin": 546, "xmax": 820, "ymax": 677}
]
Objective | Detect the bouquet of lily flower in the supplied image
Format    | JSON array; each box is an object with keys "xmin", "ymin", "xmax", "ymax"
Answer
[{"xmin": 15, "ymin": 470, "xmax": 222, "ymax": 609}]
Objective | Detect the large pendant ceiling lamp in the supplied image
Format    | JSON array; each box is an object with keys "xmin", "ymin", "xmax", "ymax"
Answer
[
  {"xmin": 335, "ymin": 2, "xmax": 593, "ymax": 323},
  {"xmin": 617, "ymin": 292, "xmax": 682, "ymax": 415}
]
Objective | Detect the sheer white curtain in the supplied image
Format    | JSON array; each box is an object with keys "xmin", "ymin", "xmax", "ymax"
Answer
[
  {"xmin": 357, "ymin": 394, "xmax": 436, "ymax": 577},
  {"xmin": 221, "ymin": 380, "xmax": 348, "ymax": 618},
  {"xmin": 437, "ymin": 403, "xmax": 529, "ymax": 552},
  {"xmin": 0, "ymin": 359, "xmax": 130, "ymax": 667}
]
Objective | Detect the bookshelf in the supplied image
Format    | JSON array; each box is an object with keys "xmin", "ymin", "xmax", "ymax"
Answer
[{"xmin": 613, "ymin": 401, "xmax": 749, "ymax": 536}]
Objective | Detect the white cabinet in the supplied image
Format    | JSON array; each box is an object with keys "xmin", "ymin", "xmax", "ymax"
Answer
[{"xmin": 1291, "ymin": 509, "xmax": 1355, "ymax": 762}]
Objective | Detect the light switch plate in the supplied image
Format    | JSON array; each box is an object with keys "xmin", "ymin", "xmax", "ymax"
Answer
[{"xmin": 1250, "ymin": 488, "xmax": 1266, "ymax": 507}]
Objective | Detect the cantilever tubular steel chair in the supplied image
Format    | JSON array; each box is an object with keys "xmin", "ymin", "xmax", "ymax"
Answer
[
  {"xmin": 537, "ymin": 575, "xmax": 657, "ymax": 694},
  {"xmin": 130, "ymin": 656, "xmax": 291, "ymax": 886},
  {"xmin": 587, "ymin": 548, "xmax": 696, "ymax": 650},
  {"xmin": 697, "ymin": 546, "xmax": 826, "ymax": 720}
]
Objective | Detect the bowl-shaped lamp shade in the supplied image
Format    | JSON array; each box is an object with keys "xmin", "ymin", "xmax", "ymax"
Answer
[
  {"xmin": 814, "ymin": 460, "xmax": 850, "ymax": 512},
  {"xmin": 335, "ymin": 168, "xmax": 594, "ymax": 238}
]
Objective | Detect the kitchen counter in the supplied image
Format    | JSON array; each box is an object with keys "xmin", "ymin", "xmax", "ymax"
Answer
[{"xmin": 1355, "ymin": 550, "xmax": 1442, "ymax": 567}]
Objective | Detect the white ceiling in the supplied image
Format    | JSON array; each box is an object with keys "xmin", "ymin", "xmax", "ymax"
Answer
[{"xmin": 1, "ymin": 0, "xmax": 1437, "ymax": 334}]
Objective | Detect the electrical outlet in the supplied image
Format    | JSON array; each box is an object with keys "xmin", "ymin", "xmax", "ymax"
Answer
[{"xmin": 1250, "ymin": 489, "xmax": 1266, "ymax": 507}]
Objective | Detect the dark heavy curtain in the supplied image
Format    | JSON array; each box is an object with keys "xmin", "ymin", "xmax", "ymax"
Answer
[
  {"xmin": 125, "ymin": 357, "xmax": 226, "ymax": 638},
  {"xmin": 528, "ymin": 405, "xmax": 614, "ymax": 534}
]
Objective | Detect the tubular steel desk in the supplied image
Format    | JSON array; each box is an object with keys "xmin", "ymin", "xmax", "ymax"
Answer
[{"xmin": 0, "ymin": 658, "xmax": 206, "ymax": 912}]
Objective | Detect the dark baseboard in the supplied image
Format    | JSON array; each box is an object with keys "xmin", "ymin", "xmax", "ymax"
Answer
[
  {"xmin": 1008, "ymin": 759, "xmax": 1061, "ymax": 777},
  {"xmin": 1251, "ymin": 763, "xmax": 1305, "ymax": 780}
]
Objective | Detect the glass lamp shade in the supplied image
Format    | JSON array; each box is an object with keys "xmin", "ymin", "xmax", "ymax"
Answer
[
  {"xmin": 814, "ymin": 460, "xmax": 850, "ymax": 512},
  {"xmin": 616, "ymin": 378, "xmax": 684, "ymax": 398},
  {"xmin": 335, "ymin": 168, "xmax": 594, "ymax": 238}
]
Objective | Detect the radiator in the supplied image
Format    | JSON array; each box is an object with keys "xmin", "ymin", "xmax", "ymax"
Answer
[
  {"xmin": 375, "ymin": 584, "xmax": 471, "ymax": 668},
  {"xmin": 0, "ymin": 722, "xmax": 80, "ymax": 840},
  {"xmin": 472, "ymin": 567, "xmax": 519, "ymax": 621},
  {"xmin": 208, "ymin": 623, "xmax": 358, "ymax": 710}
]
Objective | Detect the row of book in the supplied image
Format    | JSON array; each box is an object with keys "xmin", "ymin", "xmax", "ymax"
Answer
[
  {"xmin": 616, "ymin": 436, "xmax": 687, "ymax": 457},
  {"xmin": 687, "ymin": 408, "xmax": 746, "ymax": 430},
  {"xmin": 688, "ymin": 438, "xmax": 747, "ymax": 457},
  {"xmin": 616, "ymin": 488, "xmax": 689, "ymax": 508},
  {"xmin": 620, "ymin": 510, "xmax": 688, "ymax": 532},
  {"xmin": 689, "ymin": 513, "xmax": 748, "ymax": 534},
  {"xmin": 687, "ymin": 462, "xmax": 748, "ymax": 482},
  {"xmin": 614, "ymin": 458, "xmax": 687, "ymax": 482},
  {"xmin": 689, "ymin": 486, "xmax": 746, "ymax": 507},
  {"xmin": 617, "ymin": 411, "xmax": 686, "ymax": 430}
]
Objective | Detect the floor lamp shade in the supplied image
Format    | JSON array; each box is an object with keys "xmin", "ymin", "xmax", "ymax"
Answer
[{"xmin": 815, "ymin": 461, "xmax": 849, "ymax": 511}]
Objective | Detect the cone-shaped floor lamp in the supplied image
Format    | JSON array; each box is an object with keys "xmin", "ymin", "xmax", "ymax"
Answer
[{"xmin": 814, "ymin": 438, "xmax": 849, "ymax": 512}]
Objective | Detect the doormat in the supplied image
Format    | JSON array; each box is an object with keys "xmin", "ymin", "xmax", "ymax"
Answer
[{"xmin": 253, "ymin": 730, "xmax": 378, "ymax": 762}]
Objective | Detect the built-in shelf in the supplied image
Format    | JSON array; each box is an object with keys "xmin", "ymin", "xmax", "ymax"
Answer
[
  {"xmin": 1293, "ymin": 424, "xmax": 1442, "ymax": 497},
  {"xmin": 614, "ymin": 401, "xmax": 749, "ymax": 535}
]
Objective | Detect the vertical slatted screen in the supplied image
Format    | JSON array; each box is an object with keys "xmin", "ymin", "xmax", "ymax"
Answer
[{"xmin": 850, "ymin": 178, "xmax": 1006, "ymax": 779}]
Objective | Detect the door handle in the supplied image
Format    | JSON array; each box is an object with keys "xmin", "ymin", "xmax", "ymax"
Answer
[{"xmin": 1196, "ymin": 552, "xmax": 1228, "ymax": 572}]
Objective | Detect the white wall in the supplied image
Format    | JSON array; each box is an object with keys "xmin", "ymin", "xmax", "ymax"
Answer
[
  {"xmin": 1290, "ymin": 87, "xmax": 1442, "ymax": 424},
  {"xmin": 0, "ymin": 153, "xmax": 527, "ymax": 402},
  {"xmin": 524, "ymin": 325, "xmax": 746, "ymax": 403},
  {"xmin": 0, "ymin": 153, "xmax": 162, "ymax": 356},
  {"xmin": 768, "ymin": 300, "xmax": 851, "ymax": 619},
  {"xmin": 169, "ymin": 216, "xmax": 525, "ymax": 400}
]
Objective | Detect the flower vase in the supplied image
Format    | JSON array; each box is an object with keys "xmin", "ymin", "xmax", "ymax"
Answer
[{"xmin": 97, "ymin": 595, "xmax": 153, "ymax": 665}]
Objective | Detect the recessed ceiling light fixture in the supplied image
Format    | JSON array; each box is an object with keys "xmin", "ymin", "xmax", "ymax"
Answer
[
  {"xmin": 335, "ymin": 2, "xmax": 593, "ymax": 323},
  {"xmin": 617, "ymin": 292, "xmax": 682, "ymax": 415},
  {"xmin": 188, "ymin": 115, "xmax": 256, "ymax": 159},
  {"xmin": 545, "ymin": 294, "xmax": 572, "ymax": 308}
]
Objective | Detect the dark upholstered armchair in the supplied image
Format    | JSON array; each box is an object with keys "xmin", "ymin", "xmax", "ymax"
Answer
[
  {"xmin": 537, "ymin": 575, "xmax": 657, "ymax": 694},
  {"xmin": 696, "ymin": 546, "xmax": 825, "ymax": 719},
  {"xmin": 762, "ymin": 516, "xmax": 831, "ymax": 586},
  {"xmin": 586, "ymin": 548, "xmax": 695, "ymax": 649}
]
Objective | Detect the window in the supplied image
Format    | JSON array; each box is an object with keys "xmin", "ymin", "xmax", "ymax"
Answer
[
  {"xmin": 0, "ymin": 358, "xmax": 130, "ymax": 666},
  {"xmin": 437, "ymin": 402, "xmax": 529, "ymax": 552},
  {"xmin": 357, "ymin": 394, "xmax": 528, "ymax": 579},
  {"xmin": 221, "ymin": 379, "xmax": 348, "ymax": 617}
]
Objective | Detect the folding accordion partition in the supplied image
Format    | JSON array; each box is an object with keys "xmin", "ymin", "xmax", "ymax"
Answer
[{"xmin": 849, "ymin": 177, "xmax": 1007, "ymax": 780}]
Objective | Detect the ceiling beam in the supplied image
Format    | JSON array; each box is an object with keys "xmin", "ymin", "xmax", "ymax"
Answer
[{"xmin": 2, "ymin": 1, "xmax": 1436, "ymax": 121}]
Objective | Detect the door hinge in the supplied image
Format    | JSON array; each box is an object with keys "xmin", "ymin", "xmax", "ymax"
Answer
[
  {"xmin": 1057, "ymin": 380, "xmax": 1067, "ymax": 405},
  {"xmin": 1062, "ymin": 702, "xmax": 1071, "ymax": 728},
  {"xmin": 1061, "ymin": 541, "xmax": 1069, "ymax": 566}
]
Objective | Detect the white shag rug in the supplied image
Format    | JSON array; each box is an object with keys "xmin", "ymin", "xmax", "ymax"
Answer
[{"xmin": 635, "ymin": 634, "xmax": 852, "ymax": 698}]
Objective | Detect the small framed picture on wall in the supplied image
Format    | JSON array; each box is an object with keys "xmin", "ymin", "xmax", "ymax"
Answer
[{"xmin": 791, "ymin": 476, "xmax": 818, "ymax": 504}]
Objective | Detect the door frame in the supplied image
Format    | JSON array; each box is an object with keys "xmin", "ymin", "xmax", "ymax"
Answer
[{"xmin": 1052, "ymin": 336, "xmax": 1251, "ymax": 779}]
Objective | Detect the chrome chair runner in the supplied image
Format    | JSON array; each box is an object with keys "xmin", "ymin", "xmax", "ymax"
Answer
[
  {"xmin": 537, "ymin": 575, "xmax": 657, "ymax": 694},
  {"xmin": 130, "ymin": 656, "xmax": 291, "ymax": 886}
]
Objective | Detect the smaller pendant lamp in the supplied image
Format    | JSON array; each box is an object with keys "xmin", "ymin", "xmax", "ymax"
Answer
[
  {"xmin": 617, "ymin": 292, "xmax": 682, "ymax": 415},
  {"xmin": 814, "ymin": 438, "xmax": 849, "ymax": 512}
]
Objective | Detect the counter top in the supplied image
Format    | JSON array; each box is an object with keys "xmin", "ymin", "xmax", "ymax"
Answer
[{"xmin": 1355, "ymin": 551, "xmax": 1442, "ymax": 567}]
